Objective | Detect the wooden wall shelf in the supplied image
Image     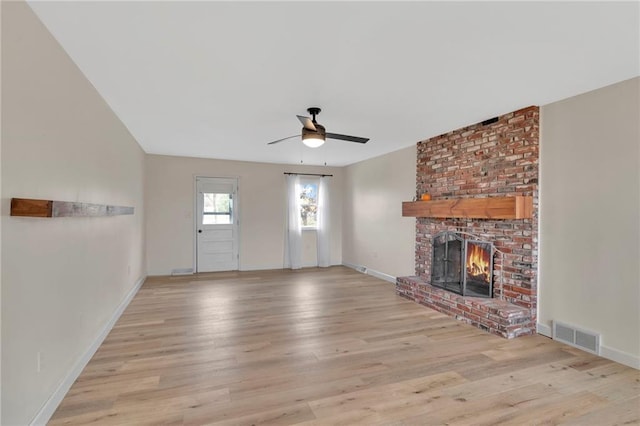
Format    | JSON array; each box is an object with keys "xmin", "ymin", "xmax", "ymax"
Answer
[
  {"xmin": 402, "ymin": 196, "xmax": 533, "ymax": 219},
  {"xmin": 11, "ymin": 198, "xmax": 134, "ymax": 218}
]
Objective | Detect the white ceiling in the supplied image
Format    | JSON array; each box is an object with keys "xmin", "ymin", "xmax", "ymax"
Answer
[{"xmin": 27, "ymin": 1, "xmax": 639, "ymax": 167}]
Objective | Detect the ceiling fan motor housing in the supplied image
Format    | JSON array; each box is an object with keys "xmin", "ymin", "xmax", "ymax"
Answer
[{"xmin": 302, "ymin": 123, "xmax": 325, "ymax": 138}]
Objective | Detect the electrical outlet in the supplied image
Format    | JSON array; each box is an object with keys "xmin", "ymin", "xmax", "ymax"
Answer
[{"xmin": 127, "ymin": 264, "xmax": 131, "ymax": 276}]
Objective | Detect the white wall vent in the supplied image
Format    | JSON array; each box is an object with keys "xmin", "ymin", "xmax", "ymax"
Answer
[
  {"xmin": 552, "ymin": 321, "xmax": 600, "ymax": 355},
  {"xmin": 171, "ymin": 268, "xmax": 194, "ymax": 276}
]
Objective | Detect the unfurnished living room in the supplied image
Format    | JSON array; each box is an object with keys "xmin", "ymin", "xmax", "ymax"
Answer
[{"xmin": 2, "ymin": 1, "xmax": 639, "ymax": 425}]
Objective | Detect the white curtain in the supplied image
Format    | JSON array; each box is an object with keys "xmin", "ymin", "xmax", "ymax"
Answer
[
  {"xmin": 316, "ymin": 176, "xmax": 331, "ymax": 267},
  {"xmin": 284, "ymin": 174, "xmax": 302, "ymax": 269}
]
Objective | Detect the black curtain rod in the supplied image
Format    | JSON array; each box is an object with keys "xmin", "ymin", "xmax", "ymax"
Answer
[{"xmin": 284, "ymin": 172, "xmax": 333, "ymax": 177}]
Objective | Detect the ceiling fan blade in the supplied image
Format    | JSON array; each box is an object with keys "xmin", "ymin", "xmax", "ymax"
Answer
[
  {"xmin": 267, "ymin": 135, "xmax": 299, "ymax": 145},
  {"xmin": 326, "ymin": 133, "xmax": 369, "ymax": 144},
  {"xmin": 297, "ymin": 115, "xmax": 317, "ymax": 131}
]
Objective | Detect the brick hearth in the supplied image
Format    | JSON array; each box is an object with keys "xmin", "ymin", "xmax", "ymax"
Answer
[
  {"xmin": 397, "ymin": 276, "xmax": 533, "ymax": 338},
  {"xmin": 397, "ymin": 106, "xmax": 539, "ymax": 338}
]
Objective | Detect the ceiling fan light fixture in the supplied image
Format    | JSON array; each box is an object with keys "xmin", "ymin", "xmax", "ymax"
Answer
[
  {"xmin": 301, "ymin": 122, "xmax": 326, "ymax": 148},
  {"xmin": 302, "ymin": 133, "xmax": 325, "ymax": 148}
]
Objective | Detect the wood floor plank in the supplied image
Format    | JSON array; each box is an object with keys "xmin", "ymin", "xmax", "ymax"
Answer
[
  {"xmin": 308, "ymin": 371, "xmax": 467, "ymax": 418},
  {"xmin": 200, "ymin": 403, "xmax": 316, "ymax": 426},
  {"xmin": 49, "ymin": 266, "xmax": 640, "ymax": 425},
  {"xmin": 563, "ymin": 396, "xmax": 640, "ymax": 425}
]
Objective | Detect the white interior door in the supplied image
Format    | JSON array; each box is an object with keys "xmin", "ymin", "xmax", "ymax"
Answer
[{"xmin": 196, "ymin": 177, "xmax": 239, "ymax": 272}]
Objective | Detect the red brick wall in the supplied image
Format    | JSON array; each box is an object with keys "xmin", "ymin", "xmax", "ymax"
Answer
[{"xmin": 415, "ymin": 106, "xmax": 539, "ymax": 321}]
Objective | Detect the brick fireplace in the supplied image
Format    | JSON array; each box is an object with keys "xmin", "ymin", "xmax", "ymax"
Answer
[{"xmin": 397, "ymin": 106, "xmax": 539, "ymax": 338}]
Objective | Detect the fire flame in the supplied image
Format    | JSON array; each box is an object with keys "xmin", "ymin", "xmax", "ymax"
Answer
[{"xmin": 466, "ymin": 243, "xmax": 490, "ymax": 283}]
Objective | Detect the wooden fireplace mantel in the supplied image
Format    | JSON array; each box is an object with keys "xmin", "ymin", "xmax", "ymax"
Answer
[{"xmin": 402, "ymin": 196, "xmax": 533, "ymax": 219}]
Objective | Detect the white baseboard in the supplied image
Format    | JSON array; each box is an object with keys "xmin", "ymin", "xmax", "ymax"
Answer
[
  {"xmin": 238, "ymin": 263, "xmax": 343, "ymax": 272},
  {"xmin": 342, "ymin": 261, "xmax": 366, "ymax": 273},
  {"xmin": 600, "ymin": 345, "xmax": 640, "ymax": 370},
  {"xmin": 536, "ymin": 322, "xmax": 552, "ymax": 337},
  {"xmin": 171, "ymin": 267, "xmax": 194, "ymax": 276},
  {"xmin": 239, "ymin": 265, "xmax": 281, "ymax": 272},
  {"xmin": 366, "ymin": 268, "xmax": 396, "ymax": 284},
  {"xmin": 342, "ymin": 262, "xmax": 396, "ymax": 284},
  {"xmin": 30, "ymin": 275, "xmax": 146, "ymax": 425}
]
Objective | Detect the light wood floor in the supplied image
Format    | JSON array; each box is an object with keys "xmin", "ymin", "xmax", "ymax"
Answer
[{"xmin": 50, "ymin": 266, "xmax": 639, "ymax": 425}]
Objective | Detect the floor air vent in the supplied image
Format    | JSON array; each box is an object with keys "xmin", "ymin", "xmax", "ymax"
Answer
[{"xmin": 552, "ymin": 321, "xmax": 600, "ymax": 355}]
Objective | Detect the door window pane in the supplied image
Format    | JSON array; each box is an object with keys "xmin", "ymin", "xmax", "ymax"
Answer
[{"xmin": 203, "ymin": 193, "xmax": 233, "ymax": 224}]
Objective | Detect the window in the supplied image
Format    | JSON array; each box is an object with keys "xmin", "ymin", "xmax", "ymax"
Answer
[
  {"xmin": 202, "ymin": 192, "xmax": 233, "ymax": 224},
  {"xmin": 299, "ymin": 182, "xmax": 318, "ymax": 228}
]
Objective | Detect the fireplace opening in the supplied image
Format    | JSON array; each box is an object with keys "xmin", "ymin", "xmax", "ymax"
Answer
[
  {"xmin": 431, "ymin": 231, "xmax": 493, "ymax": 298},
  {"xmin": 464, "ymin": 240, "xmax": 493, "ymax": 297}
]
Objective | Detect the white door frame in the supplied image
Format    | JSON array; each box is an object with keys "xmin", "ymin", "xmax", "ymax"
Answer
[{"xmin": 193, "ymin": 175, "xmax": 240, "ymax": 273}]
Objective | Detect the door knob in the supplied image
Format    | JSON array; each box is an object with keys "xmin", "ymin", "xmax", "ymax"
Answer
[{"xmin": 198, "ymin": 229, "xmax": 203, "ymax": 233}]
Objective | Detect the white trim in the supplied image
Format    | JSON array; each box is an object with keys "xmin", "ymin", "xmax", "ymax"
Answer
[
  {"xmin": 341, "ymin": 262, "xmax": 396, "ymax": 284},
  {"xmin": 600, "ymin": 345, "xmax": 640, "ymax": 370},
  {"xmin": 536, "ymin": 322, "xmax": 552, "ymax": 337},
  {"xmin": 342, "ymin": 261, "xmax": 367, "ymax": 273},
  {"xmin": 239, "ymin": 265, "xmax": 284, "ymax": 272},
  {"xmin": 171, "ymin": 268, "xmax": 194, "ymax": 276},
  {"xmin": 193, "ymin": 176, "xmax": 198, "ymax": 274},
  {"xmin": 30, "ymin": 276, "xmax": 146, "ymax": 426},
  {"xmin": 366, "ymin": 268, "xmax": 396, "ymax": 284},
  {"xmin": 238, "ymin": 263, "xmax": 342, "ymax": 272}
]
